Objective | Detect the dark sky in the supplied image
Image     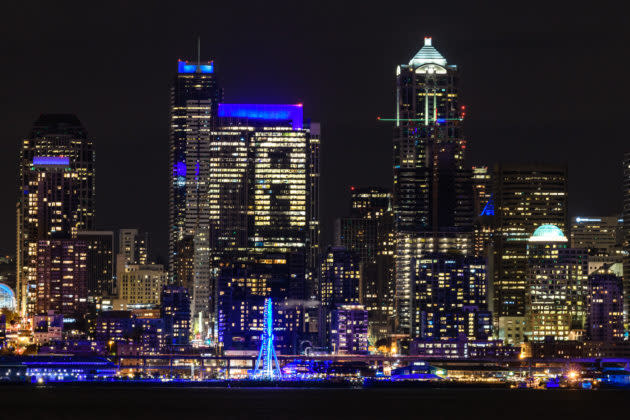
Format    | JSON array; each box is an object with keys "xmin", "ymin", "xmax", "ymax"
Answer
[{"xmin": 2, "ymin": 2, "xmax": 629, "ymax": 260}]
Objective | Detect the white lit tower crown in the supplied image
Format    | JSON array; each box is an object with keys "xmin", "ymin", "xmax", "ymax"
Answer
[{"xmin": 392, "ymin": 37, "xmax": 468, "ymax": 233}]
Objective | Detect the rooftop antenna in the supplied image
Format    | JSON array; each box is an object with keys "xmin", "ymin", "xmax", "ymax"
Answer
[{"xmin": 196, "ymin": 36, "xmax": 201, "ymax": 72}]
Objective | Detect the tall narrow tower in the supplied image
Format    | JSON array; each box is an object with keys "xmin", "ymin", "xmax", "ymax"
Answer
[
  {"xmin": 169, "ymin": 56, "xmax": 222, "ymax": 336},
  {"xmin": 393, "ymin": 37, "xmax": 470, "ymax": 233},
  {"xmin": 17, "ymin": 114, "xmax": 95, "ymax": 315}
]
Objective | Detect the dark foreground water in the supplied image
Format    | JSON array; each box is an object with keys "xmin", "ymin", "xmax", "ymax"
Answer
[{"xmin": 0, "ymin": 385, "xmax": 628, "ymax": 419}]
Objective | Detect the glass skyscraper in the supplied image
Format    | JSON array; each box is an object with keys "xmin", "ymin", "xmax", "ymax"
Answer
[{"xmin": 17, "ymin": 114, "xmax": 95, "ymax": 315}]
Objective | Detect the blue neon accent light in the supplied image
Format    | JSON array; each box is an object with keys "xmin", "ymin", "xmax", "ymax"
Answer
[
  {"xmin": 177, "ymin": 60, "xmax": 214, "ymax": 74},
  {"xmin": 173, "ymin": 161, "xmax": 186, "ymax": 177},
  {"xmin": 480, "ymin": 195, "xmax": 495, "ymax": 216},
  {"xmin": 218, "ymin": 103, "xmax": 304, "ymax": 130},
  {"xmin": 33, "ymin": 156, "xmax": 70, "ymax": 166}
]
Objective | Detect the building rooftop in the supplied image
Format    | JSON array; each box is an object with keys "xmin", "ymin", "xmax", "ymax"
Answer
[
  {"xmin": 528, "ymin": 224, "xmax": 568, "ymax": 243},
  {"xmin": 409, "ymin": 37, "xmax": 447, "ymax": 67}
]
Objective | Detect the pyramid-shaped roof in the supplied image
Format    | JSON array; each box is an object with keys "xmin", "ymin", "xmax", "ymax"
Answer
[{"xmin": 409, "ymin": 37, "xmax": 447, "ymax": 67}]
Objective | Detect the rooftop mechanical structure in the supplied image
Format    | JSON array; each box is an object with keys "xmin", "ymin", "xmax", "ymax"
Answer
[{"xmin": 252, "ymin": 298, "xmax": 282, "ymax": 380}]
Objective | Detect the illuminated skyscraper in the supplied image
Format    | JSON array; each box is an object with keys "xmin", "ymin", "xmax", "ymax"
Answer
[
  {"xmin": 392, "ymin": 38, "xmax": 474, "ymax": 338},
  {"xmin": 335, "ymin": 187, "xmax": 395, "ymax": 339},
  {"xmin": 525, "ymin": 225, "xmax": 587, "ymax": 342},
  {"xmin": 168, "ymin": 57, "xmax": 222, "ymax": 338},
  {"xmin": 169, "ymin": 57, "xmax": 222, "ymax": 284},
  {"xmin": 492, "ymin": 163, "xmax": 568, "ymax": 344},
  {"xmin": 392, "ymin": 37, "xmax": 471, "ymax": 232},
  {"xmin": 17, "ymin": 114, "xmax": 95, "ymax": 315}
]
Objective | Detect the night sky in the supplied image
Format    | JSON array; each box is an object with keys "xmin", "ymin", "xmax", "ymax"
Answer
[{"xmin": 2, "ymin": 2, "xmax": 629, "ymax": 260}]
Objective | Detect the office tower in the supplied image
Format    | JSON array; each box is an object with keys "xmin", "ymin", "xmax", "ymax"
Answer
[
  {"xmin": 525, "ymin": 225, "xmax": 588, "ymax": 341},
  {"xmin": 77, "ymin": 231, "xmax": 114, "ymax": 300},
  {"xmin": 587, "ymin": 270, "xmax": 624, "ymax": 342},
  {"xmin": 36, "ymin": 239, "xmax": 88, "ymax": 317},
  {"xmin": 570, "ymin": 216, "xmax": 622, "ymax": 256},
  {"xmin": 472, "ymin": 166, "xmax": 492, "ymax": 217},
  {"xmin": 335, "ymin": 187, "xmax": 395, "ymax": 338},
  {"xmin": 17, "ymin": 114, "xmax": 95, "ymax": 314},
  {"xmin": 396, "ymin": 231, "xmax": 471, "ymax": 335},
  {"xmin": 161, "ymin": 285, "xmax": 191, "ymax": 348},
  {"xmin": 410, "ymin": 253, "xmax": 491, "ymax": 340},
  {"xmin": 330, "ymin": 305, "xmax": 369, "ymax": 354},
  {"xmin": 216, "ymin": 254, "xmax": 305, "ymax": 353},
  {"xmin": 493, "ymin": 163, "xmax": 568, "ymax": 344},
  {"xmin": 118, "ymin": 264, "xmax": 167, "ymax": 308},
  {"xmin": 168, "ymin": 57, "xmax": 222, "ymax": 318},
  {"xmin": 202, "ymin": 104, "xmax": 320, "ymax": 339},
  {"xmin": 392, "ymin": 37, "xmax": 471, "ymax": 233}
]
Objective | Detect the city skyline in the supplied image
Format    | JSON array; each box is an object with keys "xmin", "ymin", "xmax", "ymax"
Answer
[{"xmin": 2, "ymin": 4, "xmax": 629, "ymax": 261}]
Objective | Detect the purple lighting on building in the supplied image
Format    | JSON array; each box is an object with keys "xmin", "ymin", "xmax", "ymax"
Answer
[
  {"xmin": 218, "ymin": 103, "xmax": 304, "ymax": 130},
  {"xmin": 173, "ymin": 161, "xmax": 186, "ymax": 177},
  {"xmin": 33, "ymin": 156, "xmax": 70, "ymax": 166}
]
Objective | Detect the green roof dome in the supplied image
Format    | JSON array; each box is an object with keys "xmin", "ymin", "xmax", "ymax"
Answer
[{"xmin": 528, "ymin": 224, "xmax": 567, "ymax": 242}]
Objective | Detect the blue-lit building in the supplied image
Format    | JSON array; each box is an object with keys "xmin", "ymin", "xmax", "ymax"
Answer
[
  {"xmin": 411, "ymin": 253, "xmax": 491, "ymax": 341},
  {"xmin": 161, "ymin": 285, "xmax": 191, "ymax": 349},
  {"xmin": 17, "ymin": 114, "xmax": 96, "ymax": 315},
  {"xmin": 169, "ymin": 57, "xmax": 223, "ymax": 338}
]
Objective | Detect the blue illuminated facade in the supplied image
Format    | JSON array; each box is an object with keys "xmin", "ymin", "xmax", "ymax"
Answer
[
  {"xmin": 177, "ymin": 59, "xmax": 214, "ymax": 74},
  {"xmin": 32, "ymin": 156, "xmax": 70, "ymax": 166},
  {"xmin": 480, "ymin": 195, "xmax": 495, "ymax": 216},
  {"xmin": 218, "ymin": 103, "xmax": 304, "ymax": 130}
]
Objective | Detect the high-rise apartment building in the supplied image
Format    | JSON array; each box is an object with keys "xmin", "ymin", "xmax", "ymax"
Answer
[
  {"xmin": 396, "ymin": 231, "xmax": 471, "ymax": 335},
  {"xmin": 492, "ymin": 163, "xmax": 568, "ymax": 341},
  {"xmin": 392, "ymin": 37, "xmax": 471, "ymax": 233},
  {"xmin": 17, "ymin": 114, "xmax": 95, "ymax": 315},
  {"xmin": 623, "ymin": 153, "xmax": 630, "ymax": 318},
  {"xmin": 410, "ymin": 253, "xmax": 491, "ymax": 340},
  {"xmin": 36, "ymin": 239, "xmax": 88, "ymax": 317}
]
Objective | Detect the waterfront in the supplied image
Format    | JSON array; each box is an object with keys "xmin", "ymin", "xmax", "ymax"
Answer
[{"xmin": 0, "ymin": 386, "xmax": 629, "ymax": 419}]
